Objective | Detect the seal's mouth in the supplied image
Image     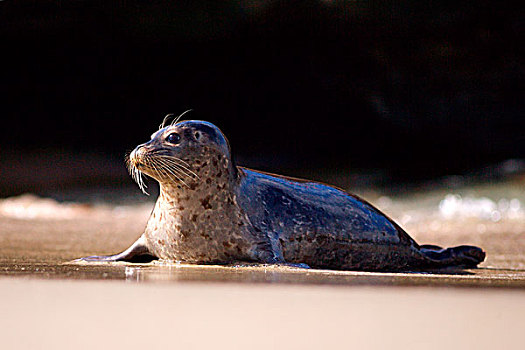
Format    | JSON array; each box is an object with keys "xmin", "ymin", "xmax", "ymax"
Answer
[
  {"xmin": 126, "ymin": 147, "xmax": 199, "ymax": 195},
  {"xmin": 129, "ymin": 146, "xmax": 147, "ymax": 167}
]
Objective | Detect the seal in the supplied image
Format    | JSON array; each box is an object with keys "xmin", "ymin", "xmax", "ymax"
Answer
[{"xmin": 79, "ymin": 117, "xmax": 486, "ymax": 271}]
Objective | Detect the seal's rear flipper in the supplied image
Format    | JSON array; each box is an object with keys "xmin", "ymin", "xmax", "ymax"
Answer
[
  {"xmin": 420, "ymin": 245, "xmax": 485, "ymax": 268},
  {"xmin": 76, "ymin": 236, "xmax": 157, "ymax": 263}
]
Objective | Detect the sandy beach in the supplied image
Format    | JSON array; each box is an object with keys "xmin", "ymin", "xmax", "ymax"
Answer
[{"xmin": 1, "ymin": 180, "xmax": 525, "ymax": 349}]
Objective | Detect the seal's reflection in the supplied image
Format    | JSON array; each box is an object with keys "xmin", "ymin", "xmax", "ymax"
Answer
[
  {"xmin": 125, "ymin": 266, "xmax": 141, "ymax": 282},
  {"xmin": 120, "ymin": 263, "xmax": 482, "ymax": 285},
  {"xmin": 123, "ymin": 264, "xmax": 310, "ymax": 283}
]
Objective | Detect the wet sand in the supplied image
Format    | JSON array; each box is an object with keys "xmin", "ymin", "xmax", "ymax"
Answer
[
  {"xmin": 2, "ymin": 278, "xmax": 525, "ymax": 350},
  {"xmin": 1, "ymin": 180, "xmax": 525, "ymax": 349},
  {"xmin": 1, "ymin": 188, "xmax": 524, "ymax": 286}
]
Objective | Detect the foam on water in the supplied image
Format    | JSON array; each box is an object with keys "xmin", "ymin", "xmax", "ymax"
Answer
[{"xmin": 439, "ymin": 194, "xmax": 522, "ymax": 221}]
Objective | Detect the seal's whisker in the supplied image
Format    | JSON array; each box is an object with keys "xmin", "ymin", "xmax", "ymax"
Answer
[
  {"xmin": 156, "ymin": 157, "xmax": 199, "ymax": 179},
  {"xmin": 166, "ymin": 155, "xmax": 192, "ymax": 168},
  {"xmin": 163, "ymin": 164, "xmax": 197, "ymax": 183},
  {"xmin": 156, "ymin": 155, "xmax": 193, "ymax": 168},
  {"xmin": 128, "ymin": 159, "xmax": 149, "ymax": 195},
  {"xmin": 170, "ymin": 109, "xmax": 193, "ymax": 127},
  {"xmin": 131, "ymin": 168, "xmax": 138, "ymax": 188},
  {"xmin": 128, "ymin": 162, "xmax": 135, "ymax": 181},
  {"xmin": 149, "ymin": 159, "xmax": 176, "ymax": 189},
  {"xmin": 145, "ymin": 149, "xmax": 190, "ymax": 166},
  {"xmin": 156, "ymin": 163, "xmax": 189, "ymax": 189},
  {"xmin": 146, "ymin": 151, "xmax": 193, "ymax": 168},
  {"xmin": 146, "ymin": 155, "xmax": 176, "ymax": 181},
  {"xmin": 159, "ymin": 114, "xmax": 175, "ymax": 130},
  {"xmin": 147, "ymin": 152, "xmax": 198, "ymax": 179},
  {"xmin": 148, "ymin": 156, "xmax": 170, "ymax": 181},
  {"xmin": 154, "ymin": 155, "xmax": 199, "ymax": 177},
  {"xmin": 154, "ymin": 157, "xmax": 191, "ymax": 188},
  {"xmin": 148, "ymin": 157, "xmax": 161, "ymax": 178},
  {"xmin": 157, "ymin": 158, "xmax": 192, "ymax": 186},
  {"xmin": 136, "ymin": 169, "xmax": 149, "ymax": 195}
]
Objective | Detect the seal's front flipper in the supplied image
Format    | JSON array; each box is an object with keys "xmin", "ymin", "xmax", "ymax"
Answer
[
  {"xmin": 280, "ymin": 262, "xmax": 311, "ymax": 269},
  {"xmin": 420, "ymin": 245, "xmax": 485, "ymax": 268},
  {"xmin": 77, "ymin": 236, "xmax": 157, "ymax": 263}
]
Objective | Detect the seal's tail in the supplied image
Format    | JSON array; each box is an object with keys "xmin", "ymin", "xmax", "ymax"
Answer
[{"xmin": 419, "ymin": 244, "xmax": 486, "ymax": 268}]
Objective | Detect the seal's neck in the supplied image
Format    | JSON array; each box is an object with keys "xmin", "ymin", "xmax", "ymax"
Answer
[
  {"xmin": 148, "ymin": 150, "xmax": 239, "ymax": 219},
  {"xmin": 157, "ymin": 172, "xmax": 237, "ymax": 203},
  {"xmin": 156, "ymin": 159, "xmax": 239, "ymax": 209}
]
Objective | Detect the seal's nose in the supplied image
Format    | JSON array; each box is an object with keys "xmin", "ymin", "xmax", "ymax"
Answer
[{"xmin": 130, "ymin": 145, "xmax": 147, "ymax": 166}]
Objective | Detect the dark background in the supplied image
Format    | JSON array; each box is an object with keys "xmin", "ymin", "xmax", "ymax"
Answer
[{"xmin": 1, "ymin": 0, "xmax": 524, "ymax": 196}]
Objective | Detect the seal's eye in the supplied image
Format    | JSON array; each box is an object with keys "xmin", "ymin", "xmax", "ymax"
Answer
[{"xmin": 166, "ymin": 133, "xmax": 181, "ymax": 145}]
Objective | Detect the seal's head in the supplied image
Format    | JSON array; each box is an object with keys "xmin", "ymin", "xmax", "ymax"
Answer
[{"xmin": 127, "ymin": 118, "xmax": 234, "ymax": 194}]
